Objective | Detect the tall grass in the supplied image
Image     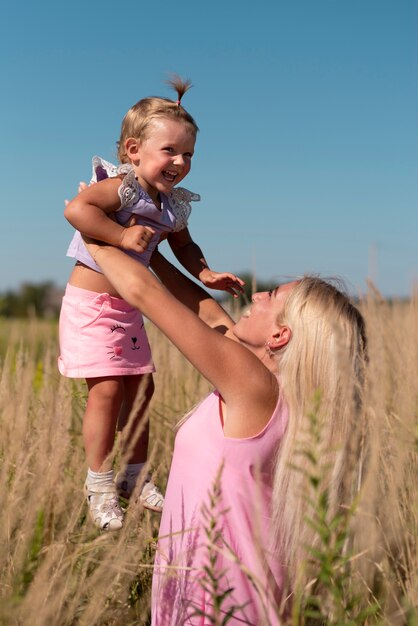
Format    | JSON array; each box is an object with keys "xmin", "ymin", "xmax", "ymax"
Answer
[{"xmin": 0, "ymin": 288, "xmax": 416, "ymax": 625}]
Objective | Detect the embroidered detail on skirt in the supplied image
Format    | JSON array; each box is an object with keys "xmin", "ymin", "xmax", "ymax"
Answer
[{"xmin": 58, "ymin": 283, "xmax": 155, "ymax": 378}]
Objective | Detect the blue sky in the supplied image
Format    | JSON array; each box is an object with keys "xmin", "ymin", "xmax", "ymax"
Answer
[{"xmin": 1, "ymin": 0, "xmax": 417, "ymax": 297}]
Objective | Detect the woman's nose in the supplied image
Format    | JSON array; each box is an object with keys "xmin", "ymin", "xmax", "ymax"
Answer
[{"xmin": 252, "ymin": 291, "xmax": 268, "ymax": 303}]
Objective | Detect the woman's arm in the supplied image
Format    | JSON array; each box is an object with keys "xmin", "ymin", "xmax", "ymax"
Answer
[{"xmin": 88, "ymin": 242, "xmax": 278, "ymax": 438}]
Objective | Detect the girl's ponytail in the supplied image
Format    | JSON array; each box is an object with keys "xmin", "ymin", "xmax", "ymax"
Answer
[{"xmin": 166, "ymin": 74, "xmax": 193, "ymax": 106}]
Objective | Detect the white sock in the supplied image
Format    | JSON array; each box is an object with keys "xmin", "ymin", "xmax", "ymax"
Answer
[{"xmin": 86, "ymin": 468, "xmax": 114, "ymax": 487}]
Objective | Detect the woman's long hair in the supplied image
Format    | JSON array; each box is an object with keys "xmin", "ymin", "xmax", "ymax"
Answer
[{"xmin": 272, "ymin": 276, "xmax": 368, "ymax": 588}]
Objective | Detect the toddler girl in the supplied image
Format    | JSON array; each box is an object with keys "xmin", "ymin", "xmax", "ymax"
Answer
[{"xmin": 59, "ymin": 76, "xmax": 243, "ymax": 531}]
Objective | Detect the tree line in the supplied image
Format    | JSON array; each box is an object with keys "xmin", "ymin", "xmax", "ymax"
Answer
[
  {"xmin": 0, "ymin": 282, "xmax": 64, "ymax": 319},
  {"xmin": 0, "ymin": 273, "xmax": 279, "ymax": 319}
]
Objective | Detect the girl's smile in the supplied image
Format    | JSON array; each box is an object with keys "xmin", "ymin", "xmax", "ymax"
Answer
[{"xmin": 128, "ymin": 117, "xmax": 196, "ymax": 203}]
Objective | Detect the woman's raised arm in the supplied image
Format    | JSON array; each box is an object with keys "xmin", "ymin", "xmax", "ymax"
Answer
[{"xmin": 87, "ymin": 242, "xmax": 278, "ymax": 438}]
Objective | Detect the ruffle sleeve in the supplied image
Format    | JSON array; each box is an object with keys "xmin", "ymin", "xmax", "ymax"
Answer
[
  {"xmin": 117, "ymin": 169, "xmax": 141, "ymax": 209},
  {"xmin": 167, "ymin": 187, "xmax": 201, "ymax": 232},
  {"xmin": 91, "ymin": 155, "xmax": 132, "ymax": 183},
  {"xmin": 90, "ymin": 156, "xmax": 138, "ymax": 210}
]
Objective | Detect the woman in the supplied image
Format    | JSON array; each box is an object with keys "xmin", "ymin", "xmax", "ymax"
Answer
[{"xmin": 85, "ymin": 241, "xmax": 367, "ymax": 625}]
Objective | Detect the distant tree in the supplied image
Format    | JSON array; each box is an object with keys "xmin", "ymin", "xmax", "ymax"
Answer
[
  {"xmin": 0, "ymin": 273, "xmax": 281, "ymax": 319},
  {"xmin": 0, "ymin": 291, "xmax": 19, "ymax": 318},
  {"xmin": 0, "ymin": 282, "xmax": 63, "ymax": 319}
]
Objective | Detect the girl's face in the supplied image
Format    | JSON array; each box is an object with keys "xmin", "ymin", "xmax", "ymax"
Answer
[
  {"xmin": 129, "ymin": 117, "xmax": 196, "ymax": 202},
  {"xmin": 233, "ymin": 282, "xmax": 298, "ymax": 349}
]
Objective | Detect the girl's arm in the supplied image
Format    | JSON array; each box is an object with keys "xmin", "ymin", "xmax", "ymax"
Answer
[
  {"xmin": 150, "ymin": 250, "xmax": 236, "ymax": 337},
  {"xmin": 167, "ymin": 228, "xmax": 245, "ymax": 298},
  {"xmin": 88, "ymin": 242, "xmax": 278, "ymax": 438},
  {"xmin": 64, "ymin": 178, "xmax": 154, "ymax": 254},
  {"xmin": 166, "ymin": 228, "xmax": 209, "ymax": 280}
]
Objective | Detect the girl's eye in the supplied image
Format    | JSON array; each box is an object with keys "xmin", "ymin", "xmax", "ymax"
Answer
[
  {"xmin": 164, "ymin": 147, "xmax": 174, "ymax": 153},
  {"xmin": 184, "ymin": 152, "xmax": 193, "ymax": 158}
]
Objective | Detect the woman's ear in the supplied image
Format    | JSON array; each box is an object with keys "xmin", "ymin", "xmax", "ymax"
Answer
[
  {"xmin": 270, "ymin": 325, "xmax": 292, "ymax": 350},
  {"xmin": 125, "ymin": 138, "xmax": 140, "ymax": 163}
]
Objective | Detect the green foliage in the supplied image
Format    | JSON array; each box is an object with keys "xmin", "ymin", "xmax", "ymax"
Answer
[
  {"xmin": 32, "ymin": 359, "xmax": 44, "ymax": 394},
  {"xmin": 0, "ymin": 281, "xmax": 63, "ymax": 318},
  {"xmin": 193, "ymin": 462, "xmax": 248, "ymax": 625},
  {"xmin": 0, "ymin": 273, "xmax": 280, "ymax": 318}
]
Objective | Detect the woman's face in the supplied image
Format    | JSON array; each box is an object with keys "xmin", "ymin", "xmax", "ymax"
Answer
[{"xmin": 233, "ymin": 281, "xmax": 298, "ymax": 348}]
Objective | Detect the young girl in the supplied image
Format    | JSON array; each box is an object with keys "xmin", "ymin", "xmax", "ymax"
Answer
[{"xmin": 60, "ymin": 77, "xmax": 244, "ymax": 531}]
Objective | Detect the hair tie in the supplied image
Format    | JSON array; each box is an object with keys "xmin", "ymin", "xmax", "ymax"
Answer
[{"xmin": 176, "ymin": 99, "xmax": 181, "ymax": 106}]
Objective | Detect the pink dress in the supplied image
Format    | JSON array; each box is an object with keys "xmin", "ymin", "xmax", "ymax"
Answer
[{"xmin": 152, "ymin": 390, "xmax": 288, "ymax": 626}]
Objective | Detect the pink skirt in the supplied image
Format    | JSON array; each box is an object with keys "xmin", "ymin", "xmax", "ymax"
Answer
[{"xmin": 58, "ymin": 283, "xmax": 155, "ymax": 378}]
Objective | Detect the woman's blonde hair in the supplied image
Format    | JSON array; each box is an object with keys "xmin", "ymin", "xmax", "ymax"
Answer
[
  {"xmin": 117, "ymin": 75, "xmax": 199, "ymax": 163},
  {"xmin": 272, "ymin": 276, "xmax": 368, "ymax": 588}
]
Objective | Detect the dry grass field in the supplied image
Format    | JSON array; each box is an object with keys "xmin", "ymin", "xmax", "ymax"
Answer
[{"xmin": 0, "ymin": 290, "xmax": 417, "ymax": 625}]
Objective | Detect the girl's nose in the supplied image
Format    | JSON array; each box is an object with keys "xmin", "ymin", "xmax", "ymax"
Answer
[{"xmin": 173, "ymin": 154, "xmax": 185, "ymax": 166}]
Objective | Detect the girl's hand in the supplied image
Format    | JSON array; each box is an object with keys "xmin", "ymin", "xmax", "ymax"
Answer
[
  {"xmin": 66, "ymin": 182, "xmax": 154, "ymax": 253},
  {"xmin": 119, "ymin": 225, "xmax": 155, "ymax": 254},
  {"xmin": 199, "ymin": 268, "xmax": 245, "ymax": 298}
]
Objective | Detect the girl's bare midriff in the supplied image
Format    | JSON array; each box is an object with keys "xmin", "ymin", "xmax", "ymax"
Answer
[{"xmin": 68, "ymin": 262, "xmax": 122, "ymax": 298}]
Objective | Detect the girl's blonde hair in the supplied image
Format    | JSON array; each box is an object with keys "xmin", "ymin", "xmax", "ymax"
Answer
[
  {"xmin": 117, "ymin": 75, "xmax": 199, "ymax": 163},
  {"xmin": 272, "ymin": 276, "xmax": 368, "ymax": 587}
]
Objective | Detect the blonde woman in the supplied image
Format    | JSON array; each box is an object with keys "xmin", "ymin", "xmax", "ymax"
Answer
[{"xmin": 84, "ymin": 241, "xmax": 367, "ymax": 625}]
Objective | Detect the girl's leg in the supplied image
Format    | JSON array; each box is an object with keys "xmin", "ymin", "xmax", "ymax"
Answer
[
  {"xmin": 116, "ymin": 374, "xmax": 164, "ymax": 512},
  {"xmin": 118, "ymin": 373, "xmax": 155, "ymax": 465},
  {"xmin": 84, "ymin": 376, "xmax": 124, "ymax": 471},
  {"xmin": 83, "ymin": 376, "xmax": 125, "ymax": 531}
]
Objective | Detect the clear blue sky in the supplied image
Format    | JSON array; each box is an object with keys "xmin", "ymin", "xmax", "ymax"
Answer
[{"xmin": 1, "ymin": 0, "xmax": 417, "ymax": 297}]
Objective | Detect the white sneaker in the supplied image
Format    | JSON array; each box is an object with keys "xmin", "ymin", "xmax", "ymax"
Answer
[
  {"xmin": 84, "ymin": 482, "xmax": 124, "ymax": 531},
  {"xmin": 115, "ymin": 473, "xmax": 164, "ymax": 513},
  {"xmin": 139, "ymin": 479, "xmax": 165, "ymax": 513}
]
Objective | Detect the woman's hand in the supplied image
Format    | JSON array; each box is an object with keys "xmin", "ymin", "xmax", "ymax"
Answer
[{"xmin": 64, "ymin": 181, "xmax": 88, "ymax": 207}]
